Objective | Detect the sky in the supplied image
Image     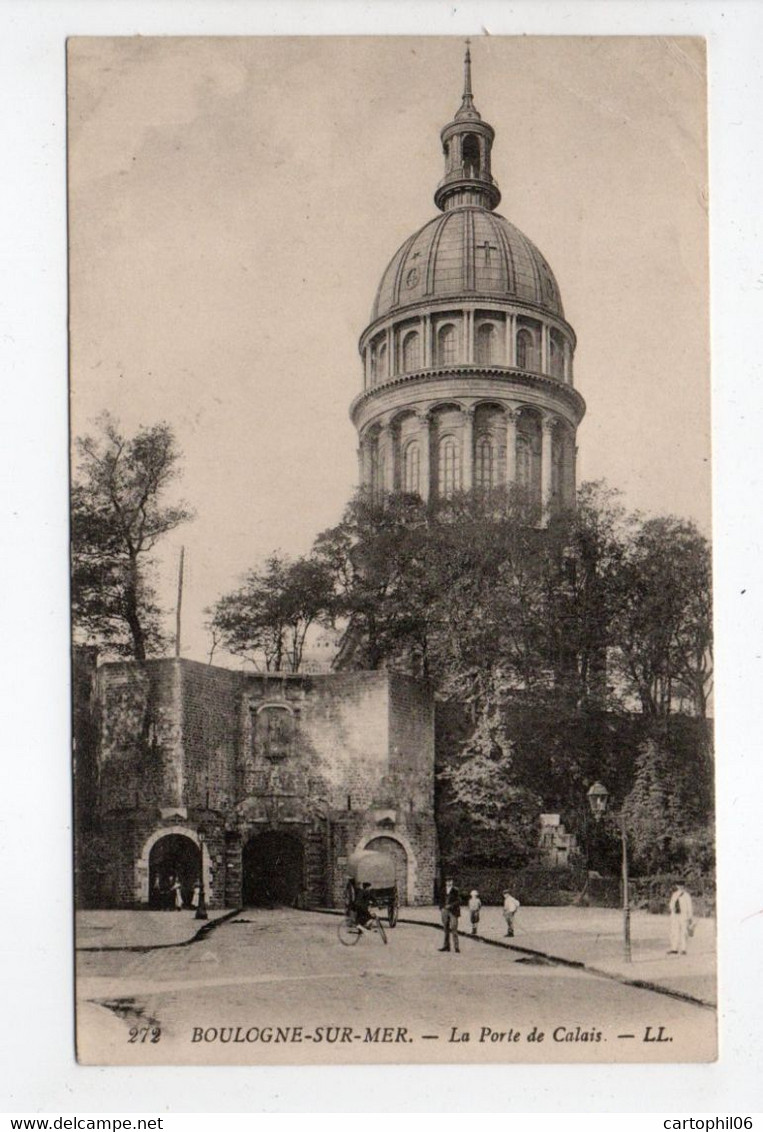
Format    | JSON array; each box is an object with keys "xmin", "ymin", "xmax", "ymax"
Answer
[{"xmin": 68, "ymin": 36, "xmax": 710, "ymax": 664}]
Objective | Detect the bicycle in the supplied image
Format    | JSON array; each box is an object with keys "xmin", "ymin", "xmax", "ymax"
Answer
[{"xmin": 337, "ymin": 909, "xmax": 388, "ymax": 946}]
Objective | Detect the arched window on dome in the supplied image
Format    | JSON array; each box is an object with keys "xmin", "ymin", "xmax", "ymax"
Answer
[
  {"xmin": 401, "ymin": 330, "xmax": 421, "ymax": 373},
  {"xmin": 369, "ymin": 347, "xmax": 377, "ymax": 387},
  {"xmin": 462, "ymin": 134, "xmax": 480, "ymax": 179},
  {"xmin": 377, "ymin": 341, "xmax": 388, "ymax": 382},
  {"xmin": 476, "ymin": 323, "xmax": 497, "ymax": 365},
  {"xmin": 516, "ymin": 328, "xmax": 537, "ymax": 372},
  {"xmin": 438, "ymin": 436, "xmax": 460, "ymax": 499},
  {"xmin": 436, "ymin": 324, "xmax": 458, "ymax": 367},
  {"xmin": 549, "ymin": 330, "xmax": 564, "ymax": 380},
  {"xmin": 474, "ymin": 435, "xmax": 496, "ymax": 490},
  {"xmin": 403, "ymin": 441, "xmax": 421, "ymax": 495}
]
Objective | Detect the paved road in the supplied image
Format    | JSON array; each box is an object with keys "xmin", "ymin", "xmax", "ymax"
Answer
[{"xmin": 76, "ymin": 909, "xmax": 716, "ymax": 1066}]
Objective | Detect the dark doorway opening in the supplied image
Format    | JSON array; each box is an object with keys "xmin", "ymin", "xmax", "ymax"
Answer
[
  {"xmin": 148, "ymin": 834, "xmax": 200, "ymax": 910},
  {"xmin": 242, "ymin": 830, "xmax": 305, "ymax": 907}
]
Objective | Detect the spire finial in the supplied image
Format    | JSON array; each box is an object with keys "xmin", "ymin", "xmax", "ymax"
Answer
[
  {"xmin": 455, "ymin": 37, "xmax": 479, "ymax": 120},
  {"xmin": 464, "ymin": 39, "xmax": 472, "ymax": 99}
]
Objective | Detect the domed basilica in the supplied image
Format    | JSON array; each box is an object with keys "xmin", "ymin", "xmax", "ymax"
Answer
[{"xmin": 352, "ymin": 45, "xmax": 585, "ymax": 521}]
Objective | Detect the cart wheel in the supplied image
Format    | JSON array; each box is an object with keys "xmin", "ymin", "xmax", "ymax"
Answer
[{"xmin": 338, "ymin": 918, "xmax": 361, "ymax": 946}]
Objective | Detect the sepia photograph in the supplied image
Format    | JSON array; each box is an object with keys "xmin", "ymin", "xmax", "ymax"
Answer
[{"xmin": 68, "ymin": 35, "xmax": 715, "ymax": 1066}]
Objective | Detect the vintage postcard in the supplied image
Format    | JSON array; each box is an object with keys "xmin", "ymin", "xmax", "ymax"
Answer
[{"xmin": 69, "ymin": 36, "xmax": 715, "ymax": 1065}]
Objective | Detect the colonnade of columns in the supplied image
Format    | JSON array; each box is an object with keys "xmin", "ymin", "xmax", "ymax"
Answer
[
  {"xmin": 365, "ymin": 311, "xmax": 572, "ymax": 386},
  {"xmin": 359, "ymin": 405, "xmax": 571, "ymax": 521}
]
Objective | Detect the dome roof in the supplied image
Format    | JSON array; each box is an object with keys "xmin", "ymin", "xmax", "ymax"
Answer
[{"xmin": 370, "ymin": 206, "xmax": 564, "ymax": 324}]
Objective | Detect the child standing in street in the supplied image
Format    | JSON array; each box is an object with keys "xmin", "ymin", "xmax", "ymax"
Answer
[{"xmin": 468, "ymin": 889, "xmax": 482, "ymax": 936}]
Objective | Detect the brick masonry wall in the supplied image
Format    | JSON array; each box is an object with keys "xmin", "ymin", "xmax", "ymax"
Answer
[
  {"xmin": 179, "ymin": 660, "xmax": 240, "ymax": 810},
  {"xmin": 281, "ymin": 671, "xmax": 392, "ymax": 811},
  {"xmin": 97, "ymin": 660, "xmax": 183, "ymax": 814},
  {"xmin": 387, "ymin": 673, "xmax": 435, "ymax": 814}
]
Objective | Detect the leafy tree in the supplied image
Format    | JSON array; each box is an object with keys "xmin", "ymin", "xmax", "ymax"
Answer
[
  {"xmin": 314, "ymin": 488, "xmax": 566, "ymax": 707},
  {"xmin": 610, "ymin": 517, "xmax": 713, "ymax": 717},
  {"xmin": 543, "ymin": 481, "xmax": 631, "ymax": 709},
  {"xmin": 437, "ymin": 705, "xmax": 542, "ymax": 866},
  {"xmin": 313, "ymin": 492, "xmax": 432, "ymax": 671},
  {"xmin": 208, "ymin": 552, "xmax": 334, "ymax": 672},
  {"xmin": 619, "ymin": 739, "xmax": 682, "ymax": 874},
  {"xmin": 619, "ymin": 737, "xmax": 714, "ymax": 876},
  {"xmin": 422, "ymin": 493, "xmax": 560, "ymax": 706},
  {"xmin": 71, "ymin": 414, "xmax": 193, "ymax": 660}
]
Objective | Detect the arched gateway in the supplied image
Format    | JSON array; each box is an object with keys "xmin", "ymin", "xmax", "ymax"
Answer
[
  {"xmin": 148, "ymin": 833, "xmax": 200, "ymax": 909},
  {"xmin": 242, "ymin": 830, "xmax": 305, "ymax": 907}
]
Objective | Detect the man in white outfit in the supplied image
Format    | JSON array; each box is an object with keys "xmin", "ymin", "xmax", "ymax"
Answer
[{"xmin": 668, "ymin": 883, "xmax": 694, "ymax": 954}]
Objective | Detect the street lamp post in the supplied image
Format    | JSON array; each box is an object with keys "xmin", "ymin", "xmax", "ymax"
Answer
[
  {"xmin": 195, "ymin": 827, "xmax": 209, "ymax": 921},
  {"xmin": 587, "ymin": 781, "xmax": 631, "ymax": 963}
]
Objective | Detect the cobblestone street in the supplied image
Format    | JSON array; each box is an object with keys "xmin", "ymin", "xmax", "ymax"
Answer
[{"xmin": 76, "ymin": 908, "xmax": 716, "ymax": 1065}]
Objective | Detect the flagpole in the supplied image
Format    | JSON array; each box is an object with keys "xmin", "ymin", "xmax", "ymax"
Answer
[{"xmin": 175, "ymin": 545, "xmax": 185, "ymax": 658}]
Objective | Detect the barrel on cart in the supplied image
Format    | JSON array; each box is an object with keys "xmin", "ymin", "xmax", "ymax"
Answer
[{"xmin": 344, "ymin": 850, "xmax": 399, "ymax": 927}]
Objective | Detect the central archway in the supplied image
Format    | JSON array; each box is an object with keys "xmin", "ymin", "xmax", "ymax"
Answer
[{"xmin": 242, "ymin": 831, "xmax": 305, "ymax": 907}]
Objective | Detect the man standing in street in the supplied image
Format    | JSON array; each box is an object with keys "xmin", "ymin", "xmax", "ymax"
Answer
[
  {"xmin": 668, "ymin": 882, "xmax": 695, "ymax": 955},
  {"xmin": 502, "ymin": 889, "xmax": 520, "ymax": 937},
  {"xmin": 439, "ymin": 876, "xmax": 461, "ymax": 953}
]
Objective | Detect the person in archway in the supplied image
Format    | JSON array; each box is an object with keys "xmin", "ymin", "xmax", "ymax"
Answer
[
  {"xmin": 171, "ymin": 876, "xmax": 183, "ymax": 911},
  {"xmin": 438, "ymin": 876, "xmax": 461, "ymax": 953}
]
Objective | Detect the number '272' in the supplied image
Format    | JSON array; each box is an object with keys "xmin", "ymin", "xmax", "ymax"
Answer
[{"xmin": 128, "ymin": 1026, "xmax": 161, "ymax": 1043}]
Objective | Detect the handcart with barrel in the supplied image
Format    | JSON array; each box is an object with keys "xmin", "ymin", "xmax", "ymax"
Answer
[{"xmin": 344, "ymin": 848, "xmax": 399, "ymax": 927}]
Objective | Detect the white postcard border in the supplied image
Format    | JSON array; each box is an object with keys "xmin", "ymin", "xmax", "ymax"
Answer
[{"xmin": 2, "ymin": 0, "xmax": 762, "ymax": 1114}]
